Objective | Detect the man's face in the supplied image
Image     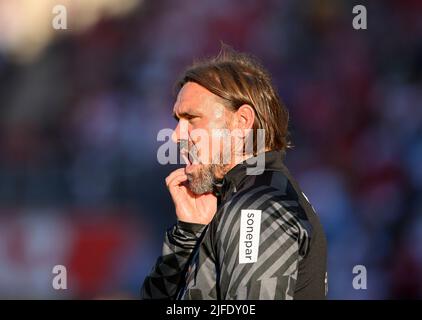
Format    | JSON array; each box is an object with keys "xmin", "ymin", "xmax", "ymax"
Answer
[{"xmin": 172, "ymin": 82, "xmax": 234, "ymax": 194}]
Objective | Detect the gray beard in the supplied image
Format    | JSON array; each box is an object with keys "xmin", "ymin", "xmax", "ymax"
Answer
[
  {"xmin": 187, "ymin": 164, "xmax": 221, "ymax": 195},
  {"xmin": 186, "ymin": 132, "xmax": 233, "ymax": 195}
]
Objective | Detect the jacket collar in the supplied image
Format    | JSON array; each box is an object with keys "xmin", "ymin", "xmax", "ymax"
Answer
[{"xmin": 212, "ymin": 150, "xmax": 284, "ymax": 201}]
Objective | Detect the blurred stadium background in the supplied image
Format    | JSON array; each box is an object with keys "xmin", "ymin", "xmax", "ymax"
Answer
[{"xmin": 0, "ymin": 0, "xmax": 421, "ymax": 299}]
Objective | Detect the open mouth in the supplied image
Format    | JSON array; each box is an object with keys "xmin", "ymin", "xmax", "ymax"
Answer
[
  {"xmin": 179, "ymin": 140, "xmax": 200, "ymax": 171},
  {"xmin": 181, "ymin": 149, "xmax": 192, "ymax": 166}
]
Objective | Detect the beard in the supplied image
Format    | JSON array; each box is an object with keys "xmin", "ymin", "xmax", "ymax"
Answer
[
  {"xmin": 183, "ymin": 125, "xmax": 233, "ymax": 195},
  {"xmin": 186, "ymin": 145, "xmax": 231, "ymax": 195},
  {"xmin": 186, "ymin": 163, "xmax": 221, "ymax": 195}
]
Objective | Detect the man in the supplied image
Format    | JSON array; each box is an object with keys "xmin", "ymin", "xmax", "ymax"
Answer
[{"xmin": 141, "ymin": 46, "xmax": 327, "ymax": 300}]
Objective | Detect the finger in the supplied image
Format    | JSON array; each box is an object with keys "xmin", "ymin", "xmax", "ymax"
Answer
[
  {"xmin": 165, "ymin": 168, "xmax": 186, "ymax": 186},
  {"xmin": 167, "ymin": 176, "xmax": 188, "ymax": 192},
  {"xmin": 166, "ymin": 171, "xmax": 186, "ymax": 187},
  {"xmin": 167, "ymin": 172, "xmax": 188, "ymax": 188}
]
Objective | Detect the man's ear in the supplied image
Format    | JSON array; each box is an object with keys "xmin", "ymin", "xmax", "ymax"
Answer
[{"xmin": 235, "ymin": 104, "xmax": 255, "ymax": 130}]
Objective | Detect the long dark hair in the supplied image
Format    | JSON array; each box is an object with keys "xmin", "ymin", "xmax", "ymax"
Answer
[{"xmin": 175, "ymin": 44, "xmax": 291, "ymax": 154}]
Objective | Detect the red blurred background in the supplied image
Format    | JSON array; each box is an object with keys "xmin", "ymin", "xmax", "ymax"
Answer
[{"xmin": 0, "ymin": 0, "xmax": 421, "ymax": 299}]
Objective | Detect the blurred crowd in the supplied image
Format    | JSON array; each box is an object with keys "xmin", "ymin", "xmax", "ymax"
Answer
[{"xmin": 0, "ymin": 0, "xmax": 421, "ymax": 298}]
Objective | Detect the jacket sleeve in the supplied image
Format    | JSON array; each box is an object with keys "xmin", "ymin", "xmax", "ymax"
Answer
[
  {"xmin": 141, "ymin": 220, "xmax": 206, "ymax": 299},
  {"xmin": 216, "ymin": 195, "xmax": 310, "ymax": 300}
]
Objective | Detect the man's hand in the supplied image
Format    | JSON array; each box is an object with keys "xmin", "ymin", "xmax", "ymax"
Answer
[{"xmin": 165, "ymin": 168, "xmax": 217, "ymax": 225}]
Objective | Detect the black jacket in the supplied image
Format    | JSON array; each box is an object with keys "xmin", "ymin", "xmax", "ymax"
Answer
[{"xmin": 141, "ymin": 150, "xmax": 327, "ymax": 300}]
